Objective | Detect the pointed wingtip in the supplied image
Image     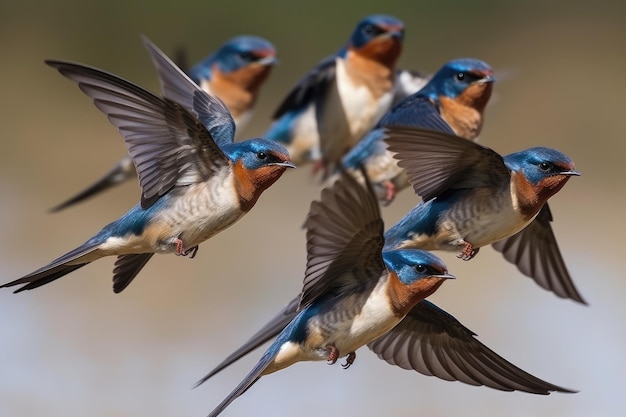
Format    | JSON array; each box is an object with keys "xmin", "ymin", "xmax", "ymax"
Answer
[
  {"xmin": 191, "ymin": 374, "xmax": 210, "ymax": 390},
  {"xmin": 48, "ymin": 203, "xmax": 67, "ymax": 214}
]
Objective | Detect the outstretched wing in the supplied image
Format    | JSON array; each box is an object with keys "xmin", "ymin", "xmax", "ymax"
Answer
[
  {"xmin": 272, "ymin": 55, "xmax": 337, "ymax": 119},
  {"xmin": 141, "ymin": 36, "xmax": 236, "ymax": 146},
  {"xmin": 368, "ymin": 300, "xmax": 575, "ymax": 394},
  {"xmin": 385, "ymin": 127, "xmax": 509, "ymax": 201},
  {"xmin": 46, "ymin": 60, "xmax": 230, "ymax": 209},
  {"xmin": 492, "ymin": 203, "xmax": 585, "ymax": 304},
  {"xmin": 300, "ymin": 169, "xmax": 385, "ymax": 308}
]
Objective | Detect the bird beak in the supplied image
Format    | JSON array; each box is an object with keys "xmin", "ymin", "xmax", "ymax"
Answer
[
  {"xmin": 479, "ymin": 74, "xmax": 496, "ymax": 83},
  {"xmin": 382, "ymin": 30, "xmax": 405, "ymax": 41},
  {"xmin": 270, "ymin": 161, "xmax": 297, "ymax": 169},
  {"xmin": 378, "ymin": 24, "xmax": 405, "ymax": 41},
  {"xmin": 435, "ymin": 273, "xmax": 456, "ymax": 280},
  {"xmin": 560, "ymin": 169, "xmax": 581, "ymax": 176},
  {"xmin": 257, "ymin": 55, "xmax": 278, "ymax": 66}
]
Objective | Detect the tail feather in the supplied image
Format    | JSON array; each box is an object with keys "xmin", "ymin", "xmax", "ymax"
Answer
[
  {"xmin": 8, "ymin": 264, "xmax": 88, "ymax": 293},
  {"xmin": 2, "ymin": 240, "xmax": 102, "ymax": 292},
  {"xmin": 49, "ymin": 157, "xmax": 136, "ymax": 212},
  {"xmin": 112, "ymin": 253, "xmax": 155, "ymax": 293},
  {"xmin": 198, "ymin": 296, "xmax": 299, "ymax": 384}
]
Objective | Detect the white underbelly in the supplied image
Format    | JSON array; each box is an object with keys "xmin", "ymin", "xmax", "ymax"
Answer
[
  {"xmin": 269, "ymin": 281, "xmax": 399, "ymax": 373},
  {"xmin": 335, "ymin": 61, "xmax": 393, "ymax": 142},
  {"xmin": 444, "ymin": 189, "xmax": 534, "ymax": 249},
  {"xmin": 318, "ymin": 59, "xmax": 393, "ymax": 161},
  {"xmin": 108, "ymin": 177, "xmax": 244, "ymax": 254}
]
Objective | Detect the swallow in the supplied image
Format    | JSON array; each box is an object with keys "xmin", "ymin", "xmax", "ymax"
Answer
[
  {"xmin": 1, "ymin": 37, "xmax": 293, "ymax": 294},
  {"xmin": 50, "ymin": 35, "xmax": 277, "ymax": 212},
  {"xmin": 265, "ymin": 14, "xmax": 404, "ymax": 169},
  {"xmin": 382, "ymin": 127, "xmax": 584, "ymax": 303},
  {"xmin": 341, "ymin": 58, "xmax": 494, "ymax": 203},
  {"xmin": 391, "ymin": 67, "xmax": 431, "ymax": 106},
  {"xmin": 200, "ymin": 171, "xmax": 573, "ymax": 417}
]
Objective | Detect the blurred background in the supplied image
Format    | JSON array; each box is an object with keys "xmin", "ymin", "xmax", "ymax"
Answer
[{"xmin": 1, "ymin": 0, "xmax": 625, "ymax": 416}]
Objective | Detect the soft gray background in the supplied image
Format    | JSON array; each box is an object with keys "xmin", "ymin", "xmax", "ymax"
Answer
[{"xmin": 1, "ymin": 0, "xmax": 624, "ymax": 416}]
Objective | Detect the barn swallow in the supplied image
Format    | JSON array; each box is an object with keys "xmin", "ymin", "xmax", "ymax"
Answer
[
  {"xmin": 341, "ymin": 58, "xmax": 494, "ymax": 203},
  {"xmin": 265, "ymin": 14, "xmax": 404, "ymax": 170},
  {"xmin": 1, "ymin": 38, "xmax": 293, "ymax": 294},
  {"xmin": 199, "ymin": 171, "xmax": 572, "ymax": 417},
  {"xmin": 383, "ymin": 127, "xmax": 584, "ymax": 303},
  {"xmin": 50, "ymin": 35, "xmax": 277, "ymax": 212},
  {"xmin": 391, "ymin": 67, "xmax": 430, "ymax": 106}
]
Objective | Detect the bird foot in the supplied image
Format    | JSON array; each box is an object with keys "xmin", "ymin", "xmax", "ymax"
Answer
[
  {"xmin": 326, "ymin": 344, "xmax": 339, "ymax": 365},
  {"xmin": 182, "ymin": 246, "xmax": 199, "ymax": 258},
  {"xmin": 382, "ymin": 180, "xmax": 397, "ymax": 206},
  {"xmin": 311, "ymin": 160, "xmax": 326, "ymax": 177},
  {"xmin": 457, "ymin": 241, "xmax": 479, "ymax": 261},
  {"xmin": 174, "ymin": 239, "xmax": 199, "ymax": 258},
  {"xmin": 342, "ymin": 352, "xmax": 356, "ymax": 369}
]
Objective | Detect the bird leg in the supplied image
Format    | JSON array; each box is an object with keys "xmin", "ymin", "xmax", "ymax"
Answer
[
  {"xmin": 311, "ymin": 160, "xmax": 326, "ymax": 177},
  {"xmin": 174, "ymin": 238, "xmax": 199, "ymax": 258},
  {"xmin": 341, "ymin": 352, "xmax": 356, "ymax": 369},
  {"xmin": 326, "ymin": 344, "xmax": 340, "ymax": 365},
  {"xmin": 457, "ymin": 241, "xmax": 479, "ymax": 261},
  {"xmin": 383, "ymin": 180, "xmax": 397, "ymax": 206}
]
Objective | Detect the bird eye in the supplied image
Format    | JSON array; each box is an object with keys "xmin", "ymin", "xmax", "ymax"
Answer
[
  {"xmin": 363, "ymin": 24, "xmax": 374, "ymax": 34},
  {"xmin": 456, "ymin": 72, "xmax": 465, "ymax": 81},
  {"xmin": 414, "ymin": 264, "xmax": 427, "ymax": 274},
  {"xmin": 239, "ymin": 51, "xmax": 252, "ymax": 60},
  {"xmin": 257, "ymin": 151, "xmax": 267, "ymax": 160},
  {"xmin": 539, "ymin": 162, "xmax": 552, "ymax": 171}
]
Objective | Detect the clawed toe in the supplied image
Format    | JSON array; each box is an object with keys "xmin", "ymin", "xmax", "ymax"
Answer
[
  {"xmin": 182, "ymin": 246, "xmax": 199, "ymax": 258},
  {"xmin": 457, "ymin": 242, "xmax": 479, "ymax": 261},
  {"xmin": 326, "ymin": 344, "xmax": 339, "ymax": 365},
  {"xmin": 174, "ymin": 238, "xmax": 199, "ymax": 258},
  {"xmin": 341, "ymin": 352, "xmax": 356, "ymax": 369}
]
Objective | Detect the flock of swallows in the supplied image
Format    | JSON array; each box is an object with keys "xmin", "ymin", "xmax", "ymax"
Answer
[{"xmin": 4, "ymin": 14, "xmax": 583, "ymax": 416}]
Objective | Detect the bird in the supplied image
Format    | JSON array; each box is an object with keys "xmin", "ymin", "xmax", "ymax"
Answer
[
  {"xmin": 50, "ymin": 35, "xmax": 277, "ymax": 212},
  {"xmin": 200, "ymin": 170, "xmax": 573, "ymax": 417},
  {"xmin": 341, "ymin": 58, "xmax": 494, "ymax": 203},
  {"xmin": 264, "ymin": 14, "xmax": 404, "ymax": 170},
  {"xmin": 1, "ymin": 37, "xmax": 293, "ymax": 294},
  {"xmin": 187, "ymin": 35, "xmax": 277, "ymax": 128},
  {"xmin": 391, "ymin": 67, "xmax": 431, "ymax": 106},
  {"xmin": 382, "ymin": 126, "xmax": 584, "ymax": 303}
]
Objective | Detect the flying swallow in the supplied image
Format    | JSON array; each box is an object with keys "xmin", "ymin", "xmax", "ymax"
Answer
[
  {"xmin": 200, "ymin": 170, "xmax": 572, "ymax": 417},
  {"xmin": 2, "ymin": 37, "xmax": 293, "ymax": 294},
  {"xmin": 265, "ymin": 14, "xmax": 404, "ymax": 171},
  {"xmin": 383, "ymin": 127, "xmax": 583, "ymax": 303}
]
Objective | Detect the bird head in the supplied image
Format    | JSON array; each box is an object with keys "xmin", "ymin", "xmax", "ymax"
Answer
[
  {"xmin": 423, "ymin": 58, "xmax": 495, "ymax": 111},
  {"xmin": 348, "ymin": 15, "xmax": 404, "ymax": 66},
  {"xmin": 383, "ymin": 249, "xmax": 454, "ymax": 315},
  {"xmin": 226, "ymin": 139, "xmax": 295, "ymax": 210},
  {"xmin": 506, "ymin": 147, "xmax": 580, "ymax": 214},
  {"xmin": 190, "ymin": 36, "xmax": 277, "ymax": 91}
]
